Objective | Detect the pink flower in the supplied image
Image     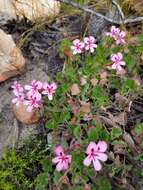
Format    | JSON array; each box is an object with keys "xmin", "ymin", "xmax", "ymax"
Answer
[
  {"xmin": 111, "ymin": 52, "xmax": 125, "ymax": 71},
  {"xmin": 25, "ymin": 80, "xmax": 42, "ymax": 96},
  {"xmin": 52, "ymin": 146, "xmax": 72, "ymax": 172},
  {"xmin": 115, "ymin": 31, "xmax": 126, "ymax": 45},
  {"xmin": 11, "ymin": 81, "xmax": 24, "ymax": 96},
  {"xmin": 24, "ymin": 93, "xmax": 42, "ymax": 112},
  {"xmin": 107, "ymin": 26, "xmax": 126, "ymax": 45},
  {"xmin": 84, "ymin": 36, "xmax": 97, "ymax": 53},
  {"xmin": 12, "ymin": 93, "xmax": 25, "ymax": 106},
  {"xmin": 42, "ymin": 82, "xmax": 57, "ymax": 100},
  {"xmin": 71, "ymin": 39, "xmax": 84, "ymax": 55},
  {"xmin": 107, "ymin": 26, "xmax": 120, "ymax": 39},
  {"xmin": 83, "ymin": 141, "xmax": 108, "ymax": 171}
]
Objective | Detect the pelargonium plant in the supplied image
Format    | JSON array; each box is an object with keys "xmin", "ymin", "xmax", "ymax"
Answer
[{"xmin": 11, "ymin": 26, "xmax": 143, "ymax": 190}]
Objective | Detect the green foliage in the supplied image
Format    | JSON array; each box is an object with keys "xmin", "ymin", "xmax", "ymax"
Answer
[
  {"xmin": 0, "ymin": 138, "xmax": 49, "ymax": 190},
  {"xmin": 121, "ymin": 78, "xmax": 137, "ymax": 94},
  {"xmin": 111, "ymin": 127, "xmax": 122, "ymax": 140},
  {"xmin": 134, "ymin": 123, "xmax": 143, "ymax": 135},
  {"xmin": 35, "ymin": 173, "xmax": 49, "ymax": 190},
  {"xmin": 91, "ymin": 85, "xmax": 109, "ymax": 107},
  {"xmin": 96, "ymin": 176, "xmax": 112, "ymax": 190}
]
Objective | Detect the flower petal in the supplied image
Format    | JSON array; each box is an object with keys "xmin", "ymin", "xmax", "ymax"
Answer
[
  {"xmin": 37, "ymin": 81, "xmax": 43, "ymax": 89},
  {"xmin": 89, "ymin": 36, "xmax": 95, "ymax": 43},
  {"xmin": 86, "ymin": 142, "xmax": 97, "ymax": 154},
  {"xmin": 83, "ymin": 156, "xmax": 92, "ymax": 166},
  {"xmin": 24, "ymin": 85, "xmax": 31, "ymax": 90},
  {"xmin": 93, "ymin": 159, "xmax": 102, "ymax": 171},
  {"xmin": 90, "ymin": 48, "xmax": 94, "ymax": 53},
  {"xmin": 27, "ymin": 105, "xmax": 33, "ymax": 112},
  {"xmin": 62, "ymin": 161, "xmax": 69, "ymax": 170},
  {"xmin": 117, "ymin": 52, "xmax": 123, "ymax": 60},
  {"xmin": 117, "ymin": 65, "xmax": 122, "ymax": 71},
  {"xmin": 56, "ymin": 162, "xmax": 63, "ymax": 171},
  {"xmin": 120, "ymin": 31, "xmax": 126, "ymax": 37},
  {"xmin": 73, "ymin": 39, "xmax": 80, "ymax": 45},
  {"xmin": 12, "ymin": 98, "xmax": 17, "ymax": 104},
  {"xmin": 42, "ymin": 82, "xmax": 49, "ymax": 90},
  {"xmin": 67, "ymin": 155, "xmax": 72, "ymax": 163},
  {"xmin": 51, "ymin": 83, "xmax": 57, "ymax": 90},
  {"xmin": 48, "ymin": 94, "xmax": 53, "ymax": 100},
  {"xmin": 112, "ymin": 63, "xmax": 117, "ymax": 69},
  {"xmin": 111, "ymin": 54, "xmax": 117, "ymax": 62},
  {"xmin": 96, "ymin": 141, "xmax": 107, "ymax": 152},
  {"xmin": 96, "ymin": 153, "xmax": 108, "ymax": 162},
  {"xmin": 84, "ymin": 37, "xmax": 89, "ymax": 43},
  {"xmin": 52, "ymin": 157, "xmax": 60, "ymax": 164},
  {"xmin": 120, "ymin": 61, "xmax": 125, "ymax": 66},
  {"xmin": 54, "ymin": 146, "xmax": 64, "ymax": 156}
]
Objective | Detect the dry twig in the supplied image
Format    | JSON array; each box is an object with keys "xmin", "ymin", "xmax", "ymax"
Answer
[
  {"xmin": 57, "ymin": 0, "xmax": 143, "ymax": 24},
  {"xmin": 112, "ymin": 0, "xmax": 125, "ymax": 20}
]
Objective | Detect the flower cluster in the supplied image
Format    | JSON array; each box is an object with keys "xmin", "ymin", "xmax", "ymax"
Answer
[
  {"xmin": 71, "ymin": 36, "xmax": 97, "ymax": 55},
  {"xmin": 107, "ymin": 26, "xmax": 126, "ymax": 45},
  {"xmin": 52, "ymin": 141, "xmax": 108, "ymax": 172},
  {"xmin": 111, "ymin": 52, "xmax": 126, "ymax": 72},
  {"xmin": 11, "ymin": 80, "xmax": 57, "ymax": 112}
]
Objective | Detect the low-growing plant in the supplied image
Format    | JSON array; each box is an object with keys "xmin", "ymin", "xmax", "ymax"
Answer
[{"xmin": 7, "ymin": 26, "xmax": 143, "ymax": 189}]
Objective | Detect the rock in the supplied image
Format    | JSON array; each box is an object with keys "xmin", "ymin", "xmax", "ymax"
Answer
[
  {"xmin": 0, "ymin": 0, "xmax": 17, "ymax": 25},
  {"xmin": 0, "ymin": 112, "xmax": 19, "ymax": 158},
  {"xmin": 0, "ymin": 0, "xmax": 60, "ymax": 24},
  {"xmin": 89, "ymin": 15, "xmax": 108, "ymax": 38},
  {"xmin": 88, "ymin": 3, "xmax": 121, "ymax": 38},
  {"xmin": 18, "ymin": 123, "xmax": 39, "ymax": 148},
  {"xmin": 14, "ymin": 0, "xmax": 60, "ymax": 21},
  {"xmin": 13, "ymin": 102, "xmax": 39, "ymax": 124},
  {"xmin": 0, "ymin": 29, "xmax": 25, "ymax": 82}
]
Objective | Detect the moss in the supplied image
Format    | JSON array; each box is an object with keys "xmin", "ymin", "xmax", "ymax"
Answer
[{"xmin": 0, "ymin": 136, "xmax": 48, "ymax": 190}]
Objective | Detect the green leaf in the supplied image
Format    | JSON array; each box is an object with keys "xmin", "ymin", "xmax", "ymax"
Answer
[
  {"xmin": 71, "ymin": 186, "xmax": 83, "ymax": 190},
  {"xmin": 137, "ymin": 34, "xmax": 143, "ymax": 42},
  {"xmin": 88, "ymin": 127, "xmax": 100, "ymax": 141},
  {"xmin": 121, "ymin": 78, "xmax": 136, "ymax": 94},
  {"xmin": 135, "ymin": 123, "xmax": 143, "ymax": 135},
  {"xmin": 71, "ymin": 150, "xmax": 84, "ymax": 172},
  {"xmin": 108, "ymin": 76, "xmax": 121, "ymax": 90},
  {"xmin": 36, "ymin": 173, "xmax": 49, "ymax": 190},
  {"xmin": 99, "ymin": 130, "xmax": 110, "ymax": 141},
  {"xmin": 91, "ymin": 85, "xmax": 109, "ymax": 107},
  {"xmin": 59, "ymin": 110, "xmax": 71, "ymax": 122},
  {"xmin": 74, "ymin": 127, "xmax": 81, "ymax": 139},
  {"xmin": 111, "ymin": 127, "xmax": 122, "ymax": 140},
  {"xmin": 72, "ymin": 172, "xmax": 81, "ymax": 184},
  {"xmin": 96, "ymin": 176, "xmax": 112, "ymax": 190},
  {"xmin": 124, "ymin": 55, "xmax": 135, "ymax": 71},
  {"xmin": 41, "ymin": 158, "xmax": 52, "ymax": 172},
  {"xmin": 45, "ymin": 120, "xmax": 55, "ymax": 129},
  {"xmin": 65, "ymin": 64, "xmax": 77, "ymax": 82},
  {"xmin": 53, "ymin": 171, "xmax": 63, "ymax": 185},
  {"xmin": 112, "ymin": 140, "xmax": 127, "ymax": 147}
]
